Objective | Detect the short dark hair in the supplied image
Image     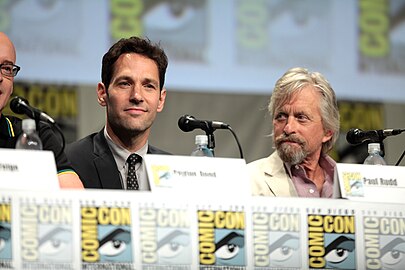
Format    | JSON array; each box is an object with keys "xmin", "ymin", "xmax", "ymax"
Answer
[{"xmin": 101, "ymin": 36, "xmax": 168, "ymax": 91}]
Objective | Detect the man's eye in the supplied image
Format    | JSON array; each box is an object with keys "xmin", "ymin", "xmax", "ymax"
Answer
[
  {"xmin": 275, "ymin": 113, "xmax": 287, "ymax": 120},
  {"xmin": 118, "ymin": 81, "xmax": 130, "ymax": 87},
  {"xmin": 2, "ymin": 65, "xmax": 12, "ymax": 73},
  {"xmin": 145, "ymin": 84, "xmax": 156, "ymax": 89},
  {"xmin": 297, "ymin": 115, "xmax": 308, "ymax": 121}
]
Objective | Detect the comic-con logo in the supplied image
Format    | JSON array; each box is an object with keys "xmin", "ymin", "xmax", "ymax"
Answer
[
  {"xmin": 0, "ymin": 203, "xmax": 11, "ymax": 261},
  {"xmin": 21, "ymin": 204, "xmax": 72, "ymax": 263},
  {"xmin": 81, "ymin": 207, "xmax": 132, "ymax": 263},
  {"xmin": 139, "ymin": 208, "xmax": 191, "ymax": 265},
  {"xmin": 198, "ymin": 210, "xmax": 246, "ymax": 266},
  {"xmin": 253, "ymin": 212, "xmax": 300, "ymax": 268},
  {"xmin": 308, "ymin": 215, "xmax": 356, "ymax": 269},
  {"xmin": 364, "ymin": 217, "xmax": 405, "ymax": 270}
]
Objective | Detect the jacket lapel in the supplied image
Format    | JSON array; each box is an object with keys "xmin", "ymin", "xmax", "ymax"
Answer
[
  {"xmin": 92, "ymin": 130, "xmax": 123, "ymax": 189},
  {"xmin": 263, "ymin": 152, "xmax": 298, "ymax": 197}
]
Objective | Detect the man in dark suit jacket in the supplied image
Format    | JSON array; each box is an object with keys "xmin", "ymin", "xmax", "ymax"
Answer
[
  {"xmin": 66, "ymin": 129, "xmax": 169, "ymax": 189},
  {"xmin": 66, "ymin": 36, "xmax": 170, "ymax": 190}
]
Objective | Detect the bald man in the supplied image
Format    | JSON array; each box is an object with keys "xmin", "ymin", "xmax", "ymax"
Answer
[{"xmin": 0, "ymin": 32, "xmax": 83, "ymax": 189}]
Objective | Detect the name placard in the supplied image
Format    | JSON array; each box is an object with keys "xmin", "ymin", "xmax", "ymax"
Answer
[
  {"xmin": 335, "ymin": 163, "xmax": 405, "ymax": 203},
  {"xmin": 144, "ymin": 154, "xmax": 249, "ymax": 198},
  {"xmin": 0, "ymin": 149, "xmax": 59, "ymax": 191}
]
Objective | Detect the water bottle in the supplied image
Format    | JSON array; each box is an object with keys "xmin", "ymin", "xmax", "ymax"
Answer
[
  {"xmin": 363, "ymin": 143, "xmax": 386, "ymax": 165},
  {"xmin": 15, "ymin": 119, "xmax": 43, "ymax": 150},
  {"xmin": 191, "ymin": 135, "xmax": 214, "ymax": 157}
]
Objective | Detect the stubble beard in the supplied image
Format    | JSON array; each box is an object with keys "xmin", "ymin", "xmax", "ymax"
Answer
[{"xmin": 108, "ymin": 112, "xmax": 150, "ymax": 140}]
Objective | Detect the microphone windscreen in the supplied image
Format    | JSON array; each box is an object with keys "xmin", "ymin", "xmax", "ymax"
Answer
[
  {"xmin": 346, "ymin": 128, "xmax": 361, "ymax": 144},
  {"xmin": 10, "ymin": 96, "xmax": 29, "ymax": 114},
  {"xmin": 178, "ymin": 115, "xmax": 195, "ymax": 132}
]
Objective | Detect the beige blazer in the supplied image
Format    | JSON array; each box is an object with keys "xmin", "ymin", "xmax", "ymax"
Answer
[{"xmin": 247, "ymin": 152, "xmax": 298, "ymax": 197}]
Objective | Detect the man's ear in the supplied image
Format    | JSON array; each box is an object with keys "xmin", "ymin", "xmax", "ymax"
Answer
[
  {"xmin": 97, "ymin": 82, "xmax": 107, "ymax": 106},
  {"xmin": 322, "ymin": 129, "xmax": 333, "ymax": 143},
  {"xmin": 157, "ymin": 88, "xmax": 167, "ymax": 112}
]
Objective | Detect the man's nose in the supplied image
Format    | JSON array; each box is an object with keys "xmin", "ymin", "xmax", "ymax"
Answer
[
  {"xmin": 283, "ymin": 117, "xmax": 297, "ymax": 135},
  {"xmin": 130, "ymin": 84, "xmax": 143, "ymax": 101}
]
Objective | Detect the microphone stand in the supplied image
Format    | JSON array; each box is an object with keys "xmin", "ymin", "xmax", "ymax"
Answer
[
  {"xmin": 202, "ymin": 122, "xmax": 216, "ymax": 156},
  {"xmin": 201, "ymin": 121, "xmax": 245, "ymax": 159},
  {"xmin": 372, "ymin": 134, "xmax": 405, "ymax": 165},
  {"xmin": 378, "ymin": 141, "xmax": 385, "ymax": 157}
]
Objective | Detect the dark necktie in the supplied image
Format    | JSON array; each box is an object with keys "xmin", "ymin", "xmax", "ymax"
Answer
[{"xmin": 126, "ymin": 153, "xmax": 141, "ymax": 190}]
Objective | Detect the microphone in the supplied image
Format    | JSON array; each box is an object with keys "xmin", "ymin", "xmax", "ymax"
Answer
[
  {"xmin": 178, "ymin": 115, "xmax": 229, "ymax": 132},
  {"xmin": 346, "ymin": 128, "xmax": 404, "ymax": 144},
  {"xmin": 10, "ymin": 96, "xmax": 55, "ymax": 124}
]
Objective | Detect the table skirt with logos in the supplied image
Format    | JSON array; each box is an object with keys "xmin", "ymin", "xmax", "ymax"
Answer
[{"xmin": 0, "ymin": 189, "xmax": 404, "ymax": 270}]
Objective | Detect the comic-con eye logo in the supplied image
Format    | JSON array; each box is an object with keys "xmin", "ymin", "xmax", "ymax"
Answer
[
  {"xmin": 0, "ymin": 224, "xmax": 11, "ymax": 260},
  {"xmin": 0, "ymin": 203, "xmax": 11, "ymax": 261},
  {"xmin": 38, "ymin": 226, "xmax": 72, "ymax": 262},
  {"xmin": 156, "ymin": 228, "xmax": 191, "ymax": 264},
  {"xmin": 253, "ymin": 212, "xmax": 301, "ymax": 268},
  {"xmin": 308, "ymin": 215, "xmax": 356, "ymax": 269},
  {"xmin": 378, "ymin": 237, "xmax": 405, "ymax": 269},
  {"xmin": 98, "ymin": 226, "xmax": 132, "ymax": 262},
  {"xmin": 140, "ymin": 208, "xmax": 191, "ymax": 265},
  {"xmin": 268, "ymin": 232, "xmax": 300, "ymax": 267},
  {"xmin": 198, "ymin": 210, "xmax": 246, "ymax": 266},
  {"xmin": 81, "ymin": 207, "xmax": 132, "ymax": 263},
  {"xmin": 364, "ymin": 217, "xmax": 405, "ymax": 269},
  {"xmin": 214, "ymin": 230, "xmax": 245, "ymax": 265},
  {"xmin": 324, "ymin": 235, "xmax": 355, "ymax": 269}
]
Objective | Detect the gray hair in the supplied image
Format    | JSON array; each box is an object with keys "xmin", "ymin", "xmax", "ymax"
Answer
[{"xmin": 268, "ymin": 67, "xmax": 340, "ymax": 153}]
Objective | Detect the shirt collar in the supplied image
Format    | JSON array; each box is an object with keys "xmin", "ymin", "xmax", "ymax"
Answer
[
  {"xmin": 285, "ymin": 153, "xmax": 336, "ymax": 181},
  {"xmin": 103, "ymin": 127, "xmax": 148, "ymax": 168}
]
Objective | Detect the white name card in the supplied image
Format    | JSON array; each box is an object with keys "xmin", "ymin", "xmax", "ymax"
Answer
[
  {"xmin": 144, "ymin": 154, "xmax": 249, "ymax": 198},
  {"xmin": 335, "ymin": 163, "xmax": 405, "ymax": 203},
  {"xmin": 0, "ymin": 149, "xmax": 59, "ymax": 191}
]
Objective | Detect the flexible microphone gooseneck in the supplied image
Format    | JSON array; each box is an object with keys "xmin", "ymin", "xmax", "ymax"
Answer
[
  {"xmin": 10, "ymin": 96, "xmax": 65, "ymax": 158},
  {"xmin": 178, "ymin": 114, "xmax": 229, "ymax": 133},
  {"xmin": 178, "ymin": 115, "xmax": 244, "ymax": 159},
  {"xmin": 346, "ymin": 128, "xmax": 404, "ymax": 144},
  {"xmin": 10, "ymin": 96, "xmax": 56, "ymax": 124},
  {"xmin": 346, "ymin": 127, "xmax": 405, "ymax": 166}
]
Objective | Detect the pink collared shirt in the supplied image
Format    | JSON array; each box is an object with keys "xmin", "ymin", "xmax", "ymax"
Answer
[{"xmin": 286, "ymin": 154, "xmax": 336, "ymax": 198}]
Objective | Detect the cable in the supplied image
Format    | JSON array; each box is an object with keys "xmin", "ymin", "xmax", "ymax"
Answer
[
  {"xmin": 395, "ymin": 149, "xmax": 405, "ymax": 166},
  {"xmin": 227, "ymin": 125, "xmax": 244, "ymax": 159}
]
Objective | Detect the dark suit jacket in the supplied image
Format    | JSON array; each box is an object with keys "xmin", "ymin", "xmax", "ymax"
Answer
[{"xmin": 65, "ymin": 129, "xmax": 170, "ymax": 189}]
